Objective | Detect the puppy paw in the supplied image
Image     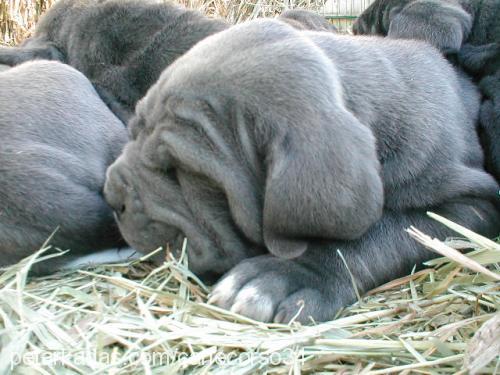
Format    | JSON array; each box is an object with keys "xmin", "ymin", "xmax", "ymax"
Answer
[{"xmin": 208, "ymin": 255, "xmax": 339, "ymax": 323}]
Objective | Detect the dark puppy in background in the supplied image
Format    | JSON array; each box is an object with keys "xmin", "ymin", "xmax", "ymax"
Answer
[
  {"xmin": 0, "ymin": 61, "xmax": 128, "ymax": 274},
  {"xmin": 0, "ymin": 0, "xmax": 228, "ymax": 123},
  {"xmin": 0, "ymin": 0, "xmax": 332, "ymax": 123},
  {"xmin": 353, "ymin": 0, "xmax": 500, "ymax": 182},
  {"xmin": 104, "ymin": 19, "xmax": 499, "ymax": 323}
]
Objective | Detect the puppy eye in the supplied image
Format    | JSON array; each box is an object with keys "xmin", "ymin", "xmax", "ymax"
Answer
[{"xmin": 166, "ymin": 167, "xmax": 177, "ymax": 182}]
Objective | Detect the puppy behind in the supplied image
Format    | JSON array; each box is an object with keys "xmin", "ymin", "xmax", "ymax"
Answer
[
  {"xmin": 0, "ymin": 61, "xmax": 127, "ymax": 274},
  {"xmin": 0, "ymin": 0, "xmax": 228, "ymax": 123}
]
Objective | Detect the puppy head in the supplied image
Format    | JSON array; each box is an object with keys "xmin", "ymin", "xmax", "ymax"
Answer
[
  {"xmin": 104, "ymin": 91, "xmax": 261, "ymax": 276},
  {"xmin": 106, "ymin": 19, "xmax": 383, "ymax": 263}
]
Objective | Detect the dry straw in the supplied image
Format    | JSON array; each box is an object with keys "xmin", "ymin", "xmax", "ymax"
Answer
[{"xmin": 0, "ymin": 213, "xmax": 498, "ymax": 374}]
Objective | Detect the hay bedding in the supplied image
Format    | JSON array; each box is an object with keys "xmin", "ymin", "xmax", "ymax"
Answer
[
  {"xmin": 0, "ymin": 1, "xmax": 499, "ymax": 373},
  {"xmin": 0, "ymin": 213, "xmax": 498, "ymax": 374}
]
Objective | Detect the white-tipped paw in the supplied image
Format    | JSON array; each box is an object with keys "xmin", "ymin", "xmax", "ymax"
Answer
[{"xmin": 208, "ymin": 255, "xmax": 335, "ymax": 324}]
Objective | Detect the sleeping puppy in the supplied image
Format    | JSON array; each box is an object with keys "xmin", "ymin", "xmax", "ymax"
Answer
[
  {"xmin": 0, "ymin": 61, "xmax": 128, "ymax": 274},
  {"xmin": 104, "ymin": 19, "xmax": 499, "ymax": 323},
  {"xmin": 0, "ymin": 0, "xmax": 228, "ymax": 123},
  {"xmin": 353, "ymin": 0, "xmax": 500, "ymax": 181}
]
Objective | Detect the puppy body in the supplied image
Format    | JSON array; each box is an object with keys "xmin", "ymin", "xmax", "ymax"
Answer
[
  {"xmin": 0, "ymin": 61, "xmax": 127, "ymax": 273},
  {"xmin": 105, "ymin": 20, "xmax": 499, "ymax": 322},
  {"xmin": 354, "ymin": 0, "xmax": 500, "ymax": 181},
  {"xmin": 354, "ymin": 0, "xmax": 500, "ymax": 75}
]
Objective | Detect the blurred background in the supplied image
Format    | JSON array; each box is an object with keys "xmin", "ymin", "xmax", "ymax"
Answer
[{"xmin": 0, "ymin": 0, "xmax": 375, "ymax": 45}]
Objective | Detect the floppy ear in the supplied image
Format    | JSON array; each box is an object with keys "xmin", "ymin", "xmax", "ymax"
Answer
[
  {"xmin": 388, "ymin": 0, "xmax": 471, "ymax": 54},
  {"xmin": 159, "ymin": 95, "xmax": 384, "ymax": 260},
  {"xmin": 261, "ymin": 108, "xmax": 384, "ymax": 259},
  {"xmin": 154, "ymin": 98, "xmax": 265, "ymax": 247}
]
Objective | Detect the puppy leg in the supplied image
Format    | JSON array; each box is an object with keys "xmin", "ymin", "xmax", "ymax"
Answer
[
  {"xmin": 209, "ymin": 198, "xmax": 499, "ymax": 323},
  {"xmin": 0, "ymin": 42, "xmax": 63, "ymax": 66}
]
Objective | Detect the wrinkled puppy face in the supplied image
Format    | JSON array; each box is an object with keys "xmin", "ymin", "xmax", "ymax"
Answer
[
  {"xmin": 104, "ymin": 86, "xmax": 262, "ymax": 276},
  {"xmin": 107, "ymin": 18, "xmax": 384, "ymax": 266}
]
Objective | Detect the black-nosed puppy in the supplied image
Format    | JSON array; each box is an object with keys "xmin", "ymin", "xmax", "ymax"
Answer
[
  {"xmin": 0, "ymin": 61, "xmax": 127, "ymax": 274},
  {"xmin": 104, "ymin": 20, "xmax": 499, "ymax": 323}
]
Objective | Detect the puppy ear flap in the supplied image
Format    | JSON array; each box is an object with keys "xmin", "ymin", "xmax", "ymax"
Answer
[
  {"xmin": 159, "ymin": 98, "xmax": 383, "ymax": 259},
  {"xmin": 262, "ymin": 109, "xmax": 384, "ymax": 259},
  {"xmin": 388, "ymin": 0, "xmax": 471, "ymax": 54}
]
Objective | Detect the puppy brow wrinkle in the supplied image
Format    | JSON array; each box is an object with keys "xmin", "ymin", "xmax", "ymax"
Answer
[
  {"xmin": 174, "ymin": 104, "xmax": 234, "ymax": 160},
  {"xmin": 235, "ymin": 108, "xmax": 261, "ymax": 176}
]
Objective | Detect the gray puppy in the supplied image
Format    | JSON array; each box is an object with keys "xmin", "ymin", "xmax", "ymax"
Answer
[
  {"xmin": 353, "ymin": 0, "xmax": 500, "ymax": 181},
  {"xmin": 0, "ymin": 0, "xmax": 228, "ymax": 123},
  {"xmin": 104, "ymin": 19, "xmax": 499, "ymax": 323},
  {"xmin": 0, "ymin": 1, "xmax": 331, "ymax": 123},
  {"xmin": 0, "ymin": 61, "xmax": 127, "ymax": 274}
]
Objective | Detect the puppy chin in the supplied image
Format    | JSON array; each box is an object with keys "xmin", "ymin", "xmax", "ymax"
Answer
[{"xmin": 119, "ymin": 225, "xmax": 182, "ymax": 258}]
